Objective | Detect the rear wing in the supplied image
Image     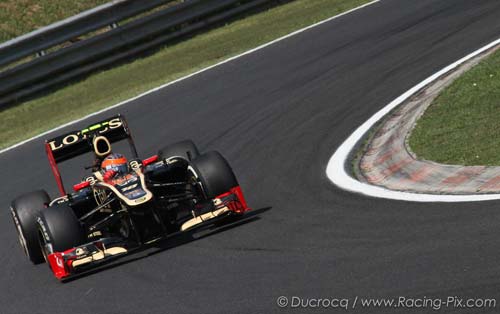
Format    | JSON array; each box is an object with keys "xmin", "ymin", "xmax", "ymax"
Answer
[
  {"xmin": 45, "ymin": 115, "xmax": 138, "ymax": 195},
  {"xmin": 45, "ymin": 115, "xmax": 136, "ymax": 163}
]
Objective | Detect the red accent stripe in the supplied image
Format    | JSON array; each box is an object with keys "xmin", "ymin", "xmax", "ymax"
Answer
[
  {"xmin": 142, "ymin": 155, "xmax": 159, "ymax": 166},
  {"xmin": 47, "ymin": 252, "xmax": 70, "ymax": 280},
  {"xmin": 215, "ymin": 185, "xmax": 251, "ymax": 214},
  {"xmin": 45, "ymin": 142, "xmax": 66, "ymax": 196},
  {"xmin": 73, "ymin": 181, "xmax": 90, "ymax": 192}
]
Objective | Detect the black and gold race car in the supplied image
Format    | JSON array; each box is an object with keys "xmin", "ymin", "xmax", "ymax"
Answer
[{"xmin": 10, "ymin": 115, "xmax": 250, "ymax": 280}]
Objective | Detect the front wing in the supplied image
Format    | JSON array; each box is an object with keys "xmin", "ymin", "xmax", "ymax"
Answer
[{"xmin": 47, "ymin": 186, "xmax": 250, "ymax": 280}]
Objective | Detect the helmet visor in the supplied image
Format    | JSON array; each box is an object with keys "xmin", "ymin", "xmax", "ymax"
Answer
[{"xmin": 104, "ymin": 163, "xmax": 128, "ymax": 174}]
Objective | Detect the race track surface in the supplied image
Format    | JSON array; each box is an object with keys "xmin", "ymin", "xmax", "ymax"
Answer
[{"xmin": 2, "ymin": 1, "xmax": 500, "ymax": 313}]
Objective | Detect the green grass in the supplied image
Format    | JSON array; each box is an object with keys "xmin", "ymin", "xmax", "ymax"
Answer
[
  {"xmin": 0, "ymin": 1, "xmax": 108, "ymax": 43},
  {"xmin": 409, "ymin": 48, "xmax": 500, "ymax": 166},
  {"xmin": 0, "ymin": 0, "xmax": 371, "ymax": 150}
]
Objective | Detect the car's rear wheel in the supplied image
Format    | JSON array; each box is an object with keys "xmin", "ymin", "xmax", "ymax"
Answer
[
  {"xmin": 37, "ymin": 204, "xmax": 86, "ymax": 263},
  {"xmin": 10, "ymin": 190, "xmax": 50, "ymax": 264},
  {"xmin": 189, "ymin": 151, "xmax": 238, "ymax": 199},
  {"xmin": 158, "ymin": 140, "xmax": 199, "ymax": 161}
]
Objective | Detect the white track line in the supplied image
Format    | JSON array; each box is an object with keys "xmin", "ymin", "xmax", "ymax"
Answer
[
  {"xmin": 0, "ymin": 0, "xmax": 381, "ymax": 156},
  {"xmin": 326, "ymin": 37, "xmax": 500, "ymax": 203}
]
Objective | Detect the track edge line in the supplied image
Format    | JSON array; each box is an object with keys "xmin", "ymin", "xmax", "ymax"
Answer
[
  {"xmin": 326, "ymin": 37, "xmax": 500, "ymax": 203},
  {"xmin": 0, "ymin": 0, "xmax": 381, "ymax": 156}
]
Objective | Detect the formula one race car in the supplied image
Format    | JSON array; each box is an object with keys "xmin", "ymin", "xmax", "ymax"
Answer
[{"xmin": 9, "ymin": 115, "xmax": 250, "ymax": 280}]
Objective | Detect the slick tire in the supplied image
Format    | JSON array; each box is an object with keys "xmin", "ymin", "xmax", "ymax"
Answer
[
  {"xmin": 158, "ymin": 140, "xmax": 199, "ymax": 161},
  {"xmin": 37, "ymin": 204, "xmax": 86, "ymax": 259},
  {"xmin": 190, "ymin": 151, "xmax": 238, "ymax": 199},
  {"xmin": 10, "ymin": 190, "xmax": 50, "ymax": 264}
]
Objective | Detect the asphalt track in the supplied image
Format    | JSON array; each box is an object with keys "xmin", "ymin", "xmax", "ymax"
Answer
[{"xmin": 2, "ymin": 1, "xmax": 500, "ymax": 313}]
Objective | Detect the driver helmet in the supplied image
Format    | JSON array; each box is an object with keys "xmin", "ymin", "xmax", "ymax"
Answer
[{"xmin": 101, "ymin": 153, "xmax": 128, "ymax": 174}]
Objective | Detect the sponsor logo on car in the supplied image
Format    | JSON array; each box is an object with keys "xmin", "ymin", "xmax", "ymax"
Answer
[{"xmin": 48, "ymin": 118, "xmax": 122, "ymax": 151}]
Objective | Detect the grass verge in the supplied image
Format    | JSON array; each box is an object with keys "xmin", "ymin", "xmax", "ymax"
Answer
[
  {"xmin": 409, "ymin": 47, "xmax": 500, "ymax": 166},
  {"xmin": 0, "ymin": 1, "xmax": 108, "ymax": 43},
  {"xmin": 0, "ymin": 0, "xmax": 372, "ymax": 150}
]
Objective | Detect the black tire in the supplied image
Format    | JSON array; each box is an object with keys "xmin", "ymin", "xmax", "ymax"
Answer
[
  {"xmin": 10, "ymin": 190, "xmax": 50, "ymax": 264},
  {"xmin": 190, "ymin": 151, "xmax": 238, "ymax": 199},
  {"xmin": 158, "ymin": 140, "xmax": 199, "ymax": 161},
  {"xmin": 37, "ymin": 204, "xmax": 86, "ymax": 258}
]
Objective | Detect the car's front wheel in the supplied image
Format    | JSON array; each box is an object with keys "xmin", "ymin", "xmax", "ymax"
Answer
[
  {"xmin": 189, "ymin": 151, "xmax": 238, "ymax": 199},
  {"xmin": 10, "ymin": 190, "xmax": 50, "ymax": 264},
  {"xmin": 37, "ymin": 204, "xmax": 86, "ymax": 263}
]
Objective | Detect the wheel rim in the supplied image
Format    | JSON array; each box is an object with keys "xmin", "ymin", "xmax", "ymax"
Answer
[
  {"xmin": 37, "ymin": 228, "xmax": 51, "ymax": 265},
  {"xmin": 187, "ymin": 166, "xmax": 207, "ymax": 200}
]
